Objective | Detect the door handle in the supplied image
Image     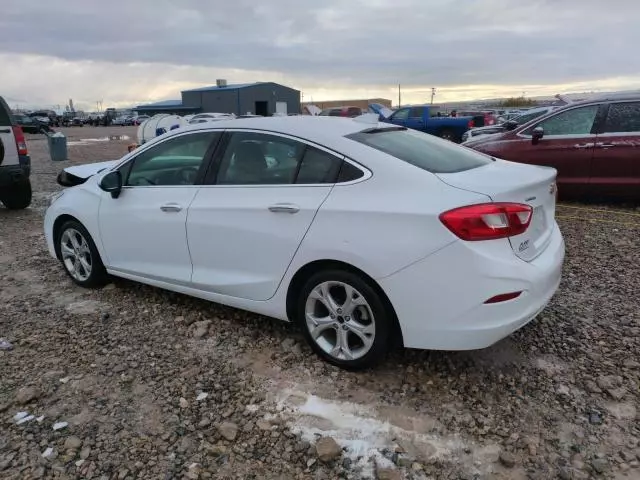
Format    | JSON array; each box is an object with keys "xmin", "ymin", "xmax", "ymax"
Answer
[
  {"xmin": 268, "ymin": 204, "xmax": 300, "ymax": 214},
  {"xmin": 595, "ymin": 142, "xmax": 615, "ymax": 148},
  {"xmin": 160, "ymin": 203, "xmax": 182, "ymax": 212},
  {"xmin": 573, "ymin": 143, "xmax": 594, "ymax": 149},
  {"xmin": 0, "ymin": 128, "xmax": 10, "ymax": 133}
]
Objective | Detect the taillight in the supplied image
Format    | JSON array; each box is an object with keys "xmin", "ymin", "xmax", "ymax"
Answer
[
  {"xmin": 468, "ymin": 120, "xmax": 474, "ymax": 128},
  {"xmin": 12, "ymin": 126, "xmax": 28, "ymax": 155},
  {"xmin": 484, "ymin": 291, "xmax": 522, "ymax": 304},
  {"xmin": 439, "ymin": 203, "xmax": 533, "ymax": 241}
]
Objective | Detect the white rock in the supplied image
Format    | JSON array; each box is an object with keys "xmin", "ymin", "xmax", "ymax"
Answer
[
  {"xmin": 196, "ymin": 392, "xmax": 208, "ymax": 401},
  {"xmin": 75, "ymin": 459, "xmax": 85, "ymax": 467},
  {"xmin": 42, "ymin": 447, "xmax": 56, "ymax": 460},
  {"xmin": 13, "ymin": 411, "xmax": 29, "ymax": 422},
  {"xmin": 16, "ymin": 414, "xmax": 35, "ymax": 425},
  {"xmin": 36, "ymin": 416, "xmax": 45, "ymax": 423},
  {"xmin": 59, "ymin": 377, "xmax": 70, "ymax": 384},
  {"xmin": 53, "ymin": 421, "xmax": 68, "ymax": 431}
]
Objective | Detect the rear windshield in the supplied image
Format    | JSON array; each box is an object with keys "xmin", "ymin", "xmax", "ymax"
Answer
[
  {"xmin": 0, "ymin": 97, "xmax": 14, "ymax": 126},
  {"xmin": 346, "ymin": 127, "xmax": 492, "ymax": 173}
]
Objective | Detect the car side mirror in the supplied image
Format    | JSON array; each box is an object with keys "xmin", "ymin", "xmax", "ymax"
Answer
[
  {"xmin": 99, "ymin": 170, "xmax": 123, "ymax": 198},
  {"xmin": 531, "ymin": 126, "xmax": 544, "ymax": 145},
  {"xmin": 504, "ymin": 120, "xmax": 518, "ymax": 131}
]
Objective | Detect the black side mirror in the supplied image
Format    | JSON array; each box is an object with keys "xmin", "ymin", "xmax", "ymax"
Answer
[
  {"xmin": 531, "ymin": 126, "xmax": 544, "ymax": 145},
  {"xmin": 504, "ymin": 120, "xmax": 518, "ymax": 131},
  {"xmin": 99, "ymin": 170, "xmax": 123, "ymax": 198}
]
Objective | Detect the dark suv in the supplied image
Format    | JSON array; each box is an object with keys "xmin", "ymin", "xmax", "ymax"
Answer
[
  {"xmin": 0, "ymin": 97, "xmax": 32, "ymax": 209},
  {"xmin": 464, "ymin": 94, "xmax": 640, "ymax": 200}
]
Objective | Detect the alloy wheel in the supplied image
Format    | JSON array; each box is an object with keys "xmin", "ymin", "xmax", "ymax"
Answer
[
  {"xmin": 60, "ymin": 228, "xmax": 92, "ymax": 282},
  {"xmin": 304, "ymin": 281, "xmax": 376, "ymax": 361}
]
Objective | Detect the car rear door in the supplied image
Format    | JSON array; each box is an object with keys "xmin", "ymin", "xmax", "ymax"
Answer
[
  {"xmin": 186, "ymin": 130, "xmax": 343, "ymax": 301},
  {"xmin": 589, "ymin": 100, "xmax": 640, "ymax": 199},
  {"xmin": 0, "ymin": 97, "xmax": 18, "ymax": 167},
  {"xmin": 406, "ymin": 107, "xmax": 426, "ymax": 131},
  {"xmin": 510, "ymin": 104, "xmax": 602, "ymax": 198}
]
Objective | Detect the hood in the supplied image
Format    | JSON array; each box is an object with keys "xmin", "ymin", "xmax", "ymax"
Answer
[
  {"xmin": 57, "ymin": 159, "xmax": 119, "ymax": 187},
  {"xmin": 468, "ymin": 124, "xmax": 506, "ymax": 134},
  {"xmin": 368, "ymin": 103, "xmax": 395, "ymax": 119},
  {"xmin": 462, "ymin": 129, "xmax": 509, "ymax": 147}
]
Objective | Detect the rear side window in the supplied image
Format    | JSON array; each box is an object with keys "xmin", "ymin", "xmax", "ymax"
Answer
[
  {"xmin": 0, "ymin": 97, "xmax": 14, "ymax": 126},
  {"xmin": 409, "ymin": 107, "xmax": 424, "ymax": 118},
  {"xmin": 603, "ymin": 102, "xmax": 640, "ymax": 133},
  {"xmin": 346, "ymin": 128, "xmax": 492, "ymax": 174}
]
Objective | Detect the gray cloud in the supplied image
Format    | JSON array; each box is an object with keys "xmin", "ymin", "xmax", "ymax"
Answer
[{"xmin": 2, "ymin": 0, "xmax": 638, "ymax": 88}]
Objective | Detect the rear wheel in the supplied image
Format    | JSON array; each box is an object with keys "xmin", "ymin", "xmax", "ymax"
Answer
[
  {"xmin": 55, "ymin": 220, "xmax": 108, "ymax": 288},
  {"xmin": 297, "ymin": 269, "xmax": 392, "ymax": 370},
  {"xmin": 1, "ymin": 179, "xmax": 32, "ymax": 210}
]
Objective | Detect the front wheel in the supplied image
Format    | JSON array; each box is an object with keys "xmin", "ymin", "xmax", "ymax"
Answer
[
  {"xmin": 55, "ymin": 220, "xmax": 108, "ymax": 288},
  {"xmin": 297, "ymin": 269, "xmax": 392, "ymax": 370},
  {"xmin": 1, "ymin": 179, "xmax": 32, "ymax": 210}
]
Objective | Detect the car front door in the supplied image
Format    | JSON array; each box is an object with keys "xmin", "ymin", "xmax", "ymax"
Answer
[
  {"xmin": 513, "ymin": 104, "xmax": 602, "ymax": 198},
  {"xmin": 386, "ymin": 108, "xmax": 410, "ymax": 127},
  {"xmin": 98, "ymin": 130, "xmax": 221, "ymax": 283},
  {"xmin": 406, "ymin": 107, "xmax": 426, "ymax": 131},
  {"xmin": 590, "ymin": 101, "xmax": 640, "ymax": 199},
  {"xmin": 187, "ymin": 130, "xmax": 345, "ymax": 301}
]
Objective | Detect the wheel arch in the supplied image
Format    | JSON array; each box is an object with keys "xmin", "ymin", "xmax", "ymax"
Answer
[
  {"xmin": 285, "ymin": 259, "xmax": 404, "ymax": 347},
  {"xmin": 52, "ymin": 214, "xmax": 84, "ymax": 259}
]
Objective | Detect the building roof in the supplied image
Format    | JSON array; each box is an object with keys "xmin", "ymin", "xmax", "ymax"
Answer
[
  {"xmin": 135, "ymin": 99, "xmax": 198, "ymax": 111},
  {"xmin": 182, "ymin": 82, "xmax": 264, "ymax": 93}
]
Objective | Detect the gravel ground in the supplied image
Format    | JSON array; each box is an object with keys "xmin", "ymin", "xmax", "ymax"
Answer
[{"xmin": 1, "ymin": 126, "xmax": 639, "ymax": 480}]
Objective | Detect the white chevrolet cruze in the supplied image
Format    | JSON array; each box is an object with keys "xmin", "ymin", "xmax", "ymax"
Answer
[{"xmin": 44, "ymin": 116, "xmax": 565, "ymax": 369}]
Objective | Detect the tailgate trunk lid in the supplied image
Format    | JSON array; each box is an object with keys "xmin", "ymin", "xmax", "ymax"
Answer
[{"xmin": 436, "ymin": 160, "xmax": 557, "ymax": 261}]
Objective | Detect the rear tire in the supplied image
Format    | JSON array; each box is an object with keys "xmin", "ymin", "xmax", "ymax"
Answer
[
  {"xmin": 55, "ymin": 220, "xmax": 108, "ymax": 288},
  {"xmin": 439, "ymin": 128, "xmax": 456, "ymax": 142},
  {"xmin": 1, "ymin": 179, "xmax": 32, "ymax": 210},
  {"xmin": 296, "ymin": 269, "xmax": 392, "ymax": 370}
]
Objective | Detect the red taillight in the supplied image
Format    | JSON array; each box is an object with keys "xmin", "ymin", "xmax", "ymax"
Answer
[
  {"xmin": 12, "ymin": 126, "xmax": 28, "ymax": 155},
  {"xmin": 439, "ymin": 203, "xmax": 533, "ymax": 241},
  {"xmin": 484, "ymin": 291, "xmax": 522, "ymax": 304},
  {"xmin": 468, "ymin": 120, "xmax": 474, "ymax": 128}
]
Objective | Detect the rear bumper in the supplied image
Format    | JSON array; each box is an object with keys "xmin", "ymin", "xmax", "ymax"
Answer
[
  {"xmin": 0, "ymin": 155, "xmax": 31, "ymax": 186},
  {"xmin": 379, "ymin": 223, "xmax": 565, "ymax": 350}
]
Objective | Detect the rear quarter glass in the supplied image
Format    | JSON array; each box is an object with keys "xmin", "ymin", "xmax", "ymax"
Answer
[
  {"xmin": 346, "ymin": 128, "xmax": 493, "ymax": 174},
  {"xmin": 0, "ymin": 97, "xmax": 15, "ymax": 126}
]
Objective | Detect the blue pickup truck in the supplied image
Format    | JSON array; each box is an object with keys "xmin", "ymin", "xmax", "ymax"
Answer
[{"xmin": 377, "ymin": 104, "xmax": 474, "ymax": 142}]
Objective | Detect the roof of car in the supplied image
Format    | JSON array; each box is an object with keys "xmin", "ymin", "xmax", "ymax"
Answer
[
  {"xmin": 565, "ymin": 93, "xmax": 640, "ymax": 107},
  {"xmin": 175, "ymin": 115, "xmax": 383, "ymax": 140}
]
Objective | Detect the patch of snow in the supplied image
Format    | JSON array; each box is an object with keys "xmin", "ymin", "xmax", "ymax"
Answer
[
  {"xmin": 16, "ymin": 414, "xmax": 35, "ymax": 425},
  {"xmin": 52, "ymin": 421, "xmax": 68, "ymax": 431},
  {"xmin": 13, "ymin": 411, "xmax": 29, "ymax": 422},
  {"xmin": 196, "ymin": 392, "xmax": 208, "ymax": 401},
  {"xmin": 276, "ymin": 389, "xmax": 466, "ymax": 476}
]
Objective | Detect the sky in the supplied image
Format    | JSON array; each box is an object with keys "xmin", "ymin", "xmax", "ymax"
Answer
[{"xmin": 1, "ymin": 0, "xmax": 639, "ymax": 111}]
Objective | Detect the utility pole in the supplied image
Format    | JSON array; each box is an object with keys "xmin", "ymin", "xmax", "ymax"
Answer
[
  {"xmin": 431, "ymin": 87, "xmax": 436, "ymax": 105},
  {"xmin": 398, "ymin": 84, "xmax": 401, "ymax": 108}
]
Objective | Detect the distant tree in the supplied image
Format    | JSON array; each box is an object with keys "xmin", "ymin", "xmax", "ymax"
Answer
[{"xmin": 500, "ymin": 96, "xmax": 538, "ymax": 107}]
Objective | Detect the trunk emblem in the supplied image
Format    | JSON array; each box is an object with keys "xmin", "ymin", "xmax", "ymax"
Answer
[
  {"xmin": 525, "ymin": 196, "xmax": 536, "ymax": 202},
  {"xmin": 549, "ymin": 182, "xmax": 557, "ymax": 195}
]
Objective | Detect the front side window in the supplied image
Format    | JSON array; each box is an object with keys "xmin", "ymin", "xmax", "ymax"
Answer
[
  {"xmin": 514, "ymin": 109, "xmax": 548, "ymax": 126},
  {"xmin": 347, "ymin": 127, "xmax": 492, "ymax": 174},
  {"xmin": 391, "ymin": 108, "xmax": 409, "ymax": 121},
  {"xmin": 124, "ymin": 131, "xmax": 219, "ymax": 186},
  {"xmin": 603, "ymin": 102, "xmax": 640, "ymax": 133},
  {"xmin": 528, "ymin": 105, "xmax": 599, "ymax": 136}
]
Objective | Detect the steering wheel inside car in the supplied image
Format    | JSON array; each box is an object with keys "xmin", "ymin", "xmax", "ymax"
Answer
[{"xmin": 175, "ymin": 167, "xmax": 199, "ymax": 185}]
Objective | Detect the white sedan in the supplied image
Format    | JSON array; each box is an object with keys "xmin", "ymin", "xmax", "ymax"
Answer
[{"xmin": 44, "ymin": 116, "xmax": 564, "ymax": 369}]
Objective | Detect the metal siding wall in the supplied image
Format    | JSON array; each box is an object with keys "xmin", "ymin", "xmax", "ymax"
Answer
[
  {"xmin": 238, "ymin": 84, "xmax": 301, "ymax": 115},
  {"xmin": 200, "ymin": 91, "xmax": 238, "ymax": 115},
  {"xmin": 181, "ymin": 91, "xmax": 202, "ymax": 109}
]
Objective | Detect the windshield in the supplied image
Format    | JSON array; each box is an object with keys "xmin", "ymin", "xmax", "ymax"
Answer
[
  {"xmin": 347, "ymin": 127, "xmax": 492, "ymax": 173},
  {"xmin": 512, "ymin": 109, "xmax": 549, "ymax": 125}
]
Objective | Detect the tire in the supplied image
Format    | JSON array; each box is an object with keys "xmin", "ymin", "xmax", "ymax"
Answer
[
  {"xmin": 296, "ymin": 269, "xmax": 392, "ymax": 370},
  {"xmin": 439, "ymin": 128, "xmax": 456, "ymax": 142},
  {"xmin": 54, "ymin": 220, "xmax": 108, "ymax": 288},
  {"xmin": 1, "ymin": 179, "xmax": 32, "ymax": 210}
]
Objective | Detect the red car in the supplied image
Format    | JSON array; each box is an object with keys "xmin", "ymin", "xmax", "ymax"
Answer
[
  {"xmin": 318, "ymin": 106, "xmax": 363, "ymax": 118},
  {"xmin": 464, "ymin": 95, "xmax": 640, "ymax": 200},
  {"xmin": 458, "ymin": 110, "xmax": 497, "ymax": 127}
]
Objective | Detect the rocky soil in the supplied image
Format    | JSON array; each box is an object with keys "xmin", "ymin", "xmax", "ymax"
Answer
[{"xmin": 0, "ymin": 126, "xmax": 639, "ymax": 479}]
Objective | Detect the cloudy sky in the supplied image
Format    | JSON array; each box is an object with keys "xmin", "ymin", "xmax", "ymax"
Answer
[{"xmin": 1, "ymin": 0, "xmax": 638, "ymax": 110}]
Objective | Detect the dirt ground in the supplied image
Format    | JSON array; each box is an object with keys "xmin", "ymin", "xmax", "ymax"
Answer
[{"xmin": 1, "ymin": 126, "xmax": 639, "ymax": 480}]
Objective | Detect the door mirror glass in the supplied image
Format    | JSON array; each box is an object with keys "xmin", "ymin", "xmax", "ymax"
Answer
[
  {"xmin": 99, "ymin": 171, "xmax": 123, "ymax": 198},
  {"xmin": 531, "ymin": 126, "xmax": 545, "ymax": 145}
]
